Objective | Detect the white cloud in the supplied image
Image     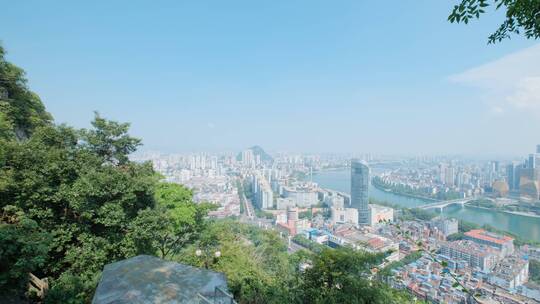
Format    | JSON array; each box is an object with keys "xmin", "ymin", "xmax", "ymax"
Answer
[
  {"xmin": 489, "ymin": 105, "xmax": 504, "ymax": 116},
  {"xmin": 449, "ymin": 44, "xmax": 540, "ymax": 115},
  {"xmin": 506, "ymin": 77, "xmax": 540, "ymax": 111}
]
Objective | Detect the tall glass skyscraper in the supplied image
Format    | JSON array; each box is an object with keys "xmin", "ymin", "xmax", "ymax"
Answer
[
  {"xmin": 529, "ymin": 154, "xmax": 536, "ymax": 169},
  {"xmin": 506, "ymin": 163, "xmax": 518, "ymax": 191},
  {"xmin": 351, "ymin": 159, "xmax": 370, "ymax": 226}
]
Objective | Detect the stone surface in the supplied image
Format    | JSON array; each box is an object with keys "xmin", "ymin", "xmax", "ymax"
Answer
[{"xmin": 92, "ymin": 255, "xmax": 229, "ymax": 304}]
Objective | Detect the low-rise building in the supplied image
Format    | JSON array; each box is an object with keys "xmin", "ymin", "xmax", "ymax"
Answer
[
  {"xmin": 519, "ymin": 282, "xmax": 540, "ymax": 302},
  {"xmin": 331, "ymin": 207, "xmax": 358, "ymax": 225},
  {"xmin": 369, "ymin": 204, "xmax": 394, "ymax": 226},
  {"xmin": 440, "ymin": 240, "xmax": 499, "ymax": 272},
  {"xmin": 329, "ymin": 224, "xmax": 400, "ymax": 261},
  {"xmin": 282, "ymin": 185, "xmax": 319, "ymax": 208},
  {"xmin": 464, "ymin": 229, "xmax": 514, "ymax": 256},
  {"xmin": 324, "ymin": 192, "xmax": 345, "ymax": 209},
  {"xmin": 431, "ymin": 218, "xmax": 458, "ymax": 237},
  {"xmin": 303, "ymin": 228, "xmax": 330, "ymax": 244},
  {"xmin": 488, "ymin": 255, "xmax": 529, "ymax": 290},
  {"xmin": 276, "ymin": 207, "xmax": 310, "ymax": 236},
  {"xmin": 276, "ymin": 197, "xmax": 295, "ymax": 210}
]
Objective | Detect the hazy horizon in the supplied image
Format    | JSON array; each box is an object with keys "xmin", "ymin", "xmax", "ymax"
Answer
[
  {"xmin": 134, "ymin": 147, "xmax": 529, "ymax": 161},
  {"xmin": 2, "ymin": 1, "xmax": 540, "ymax": 155}
]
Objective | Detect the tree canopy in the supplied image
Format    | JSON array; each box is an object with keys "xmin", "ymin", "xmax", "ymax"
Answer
[
  {"xmin": 0, "ymin": 113, "xmax": 159, "ymax": 301},
  {"xmin": 297, "ymin": 247, "xmax": 414, "ymax": 304},
  {"xmin": 173, "ymin": 219, "xmax": 417, "ymax": 304},
  {"xmin": 0, "ymin": 206, "xmax": 50, "ymax": 296},
  {"xmin": 128, "ymin": 183, "xmax": 216, "ymax": 259},
  {"xmin": 449, "ymin": 0, "xmax": 540, "ymax": 43}
]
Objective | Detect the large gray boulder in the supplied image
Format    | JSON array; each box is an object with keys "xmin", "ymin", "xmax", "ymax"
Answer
[{"xmin": 92, "ymin": 255, "xmax": 231, "ymax": 304}]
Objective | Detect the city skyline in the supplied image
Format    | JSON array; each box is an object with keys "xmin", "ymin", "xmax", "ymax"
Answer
[
  {"xmin": 134, "ymin": 144, "xmax": 540, "ymax": 162},
  {"xmin": 1, "ymin": 1, "xmax": 539, "ymax": 155},
  {"xmin": 4, "ymin": 2, "xmax": 540, "ymax": 303}
]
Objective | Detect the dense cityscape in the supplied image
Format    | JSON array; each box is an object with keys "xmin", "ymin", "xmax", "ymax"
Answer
[
  {"xmin": 3, "ymin": 1, "xmax": 540, "ymax": 303},
  {"xmin": 132, "ymin": 144, "xmax": 540, "ymax": 303}
]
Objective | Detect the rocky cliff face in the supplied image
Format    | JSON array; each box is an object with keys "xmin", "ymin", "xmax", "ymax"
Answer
[{"xmin": 0, "ymin": 45, "xmax": 52, "ymax": 141}]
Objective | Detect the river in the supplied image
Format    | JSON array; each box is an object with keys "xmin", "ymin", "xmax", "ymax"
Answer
[{"xmin": 311, "ymin": 169, "xmax": 540, "ymax": 242}]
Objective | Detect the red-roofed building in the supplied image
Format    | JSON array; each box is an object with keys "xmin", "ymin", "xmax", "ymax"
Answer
[
  {"xmin": 464, "ymin": 229, "xmax": 514, "ymax": 256},
  {"xmin": 367, "ymin": 238, "xmax": 384, "ymax": 250},
  {"xmin": 328, "ymin": 224, "xmax": 400, "ymax": 261}
]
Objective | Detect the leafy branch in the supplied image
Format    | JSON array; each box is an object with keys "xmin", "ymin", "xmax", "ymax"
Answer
[{"xmin": 448, "ymin": 0, "xmax": 540, "ymax": 43}]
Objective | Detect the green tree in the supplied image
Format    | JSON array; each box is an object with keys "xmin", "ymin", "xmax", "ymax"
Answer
[
  {"xmin": 43, "ymin": 271, "xmax": 101, "ymax": 304},
  {"xmin": 127, "ymin": 184, "xmax": 216, "ymax": 259},
  {"xmin": 299, "ymin": 209, "xmax": 313, "ymax": 220},
  {"xmin": 448, "ymin": 0, "xmax": 540, "ymax": 43},
  {"xmin": 154, "ymin": 183, "xmax": 215, "ymax": 231},
  {"xmin": 292, "ymin": 235, "xmax": 327, "ymax": 254},
  {"xmin": 80, "ymin": 113, "xmax": 141, "ymax": 165},
  {"xmin": 458, "ymin": 219, "xmax": 480, "ymax": 232},
  {"xmin": 0, "ymin": 206, "xmax": 50, "ymax": 297},
  {"xmin": 297, "ymin": 247, "xmax": 415, "ymax": 304},
  {"xmin": 0, "ymin": 114, "xmax": 158, "ymax": 300},
  {"xmin": 529, "ymin": 259, "xmax": 540, "ymax": 284},
  {"xmin": 176, "ymin": 219, "xmax": 294, "ymax": 304}
]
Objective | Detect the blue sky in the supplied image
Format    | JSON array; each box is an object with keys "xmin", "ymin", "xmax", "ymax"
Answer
[{"xmin": 1, "ymin": 1, "xmax": 539, "ymax": 155}]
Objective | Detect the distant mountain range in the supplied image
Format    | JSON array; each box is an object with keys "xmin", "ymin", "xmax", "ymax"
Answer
[{"xmin": 237, "ymin": 145, "xmax": 273, "ymax": 163}]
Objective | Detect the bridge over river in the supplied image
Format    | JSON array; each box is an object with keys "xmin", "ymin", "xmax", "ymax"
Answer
[
  {"xmin": 328, "ymin": 188, "xmax": 476, "ymax": 212},
  {"xmin": 417, "ymin": 198, "xmax": 473, "ymax": 211}
]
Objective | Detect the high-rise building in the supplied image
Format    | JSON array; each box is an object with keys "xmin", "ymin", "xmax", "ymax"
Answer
[
  {"xmin": 445, "ymin": 166, "xmax": 455, "ymax": 186},
  {"xmin": 351, "ymin": 159, "xmax": 370, "ymax": 226},
  {"xmin": 252, "ymin": 172, "xmax": 273, "ymax": 209},
  {"xmin": 507, "ymin": 163, "xmax": 516, "ymax": 191},
  {"xmin": 528, "ymin": 154, "xmax": 536, "ymax": 169},
  {"xmin": 491, "ymin": 161, "xmax": 500, "ymax": 173},
  {"xmin": 242, "ymin": 149, "xmax": 255, "ymax": 167},
  {"xmin": 438, "ymin": 163, "xmax": 447, "ymax": 184},
  {"xmin": 535, "ymin": 145, "xmax": 540, "ymax": 173}
]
